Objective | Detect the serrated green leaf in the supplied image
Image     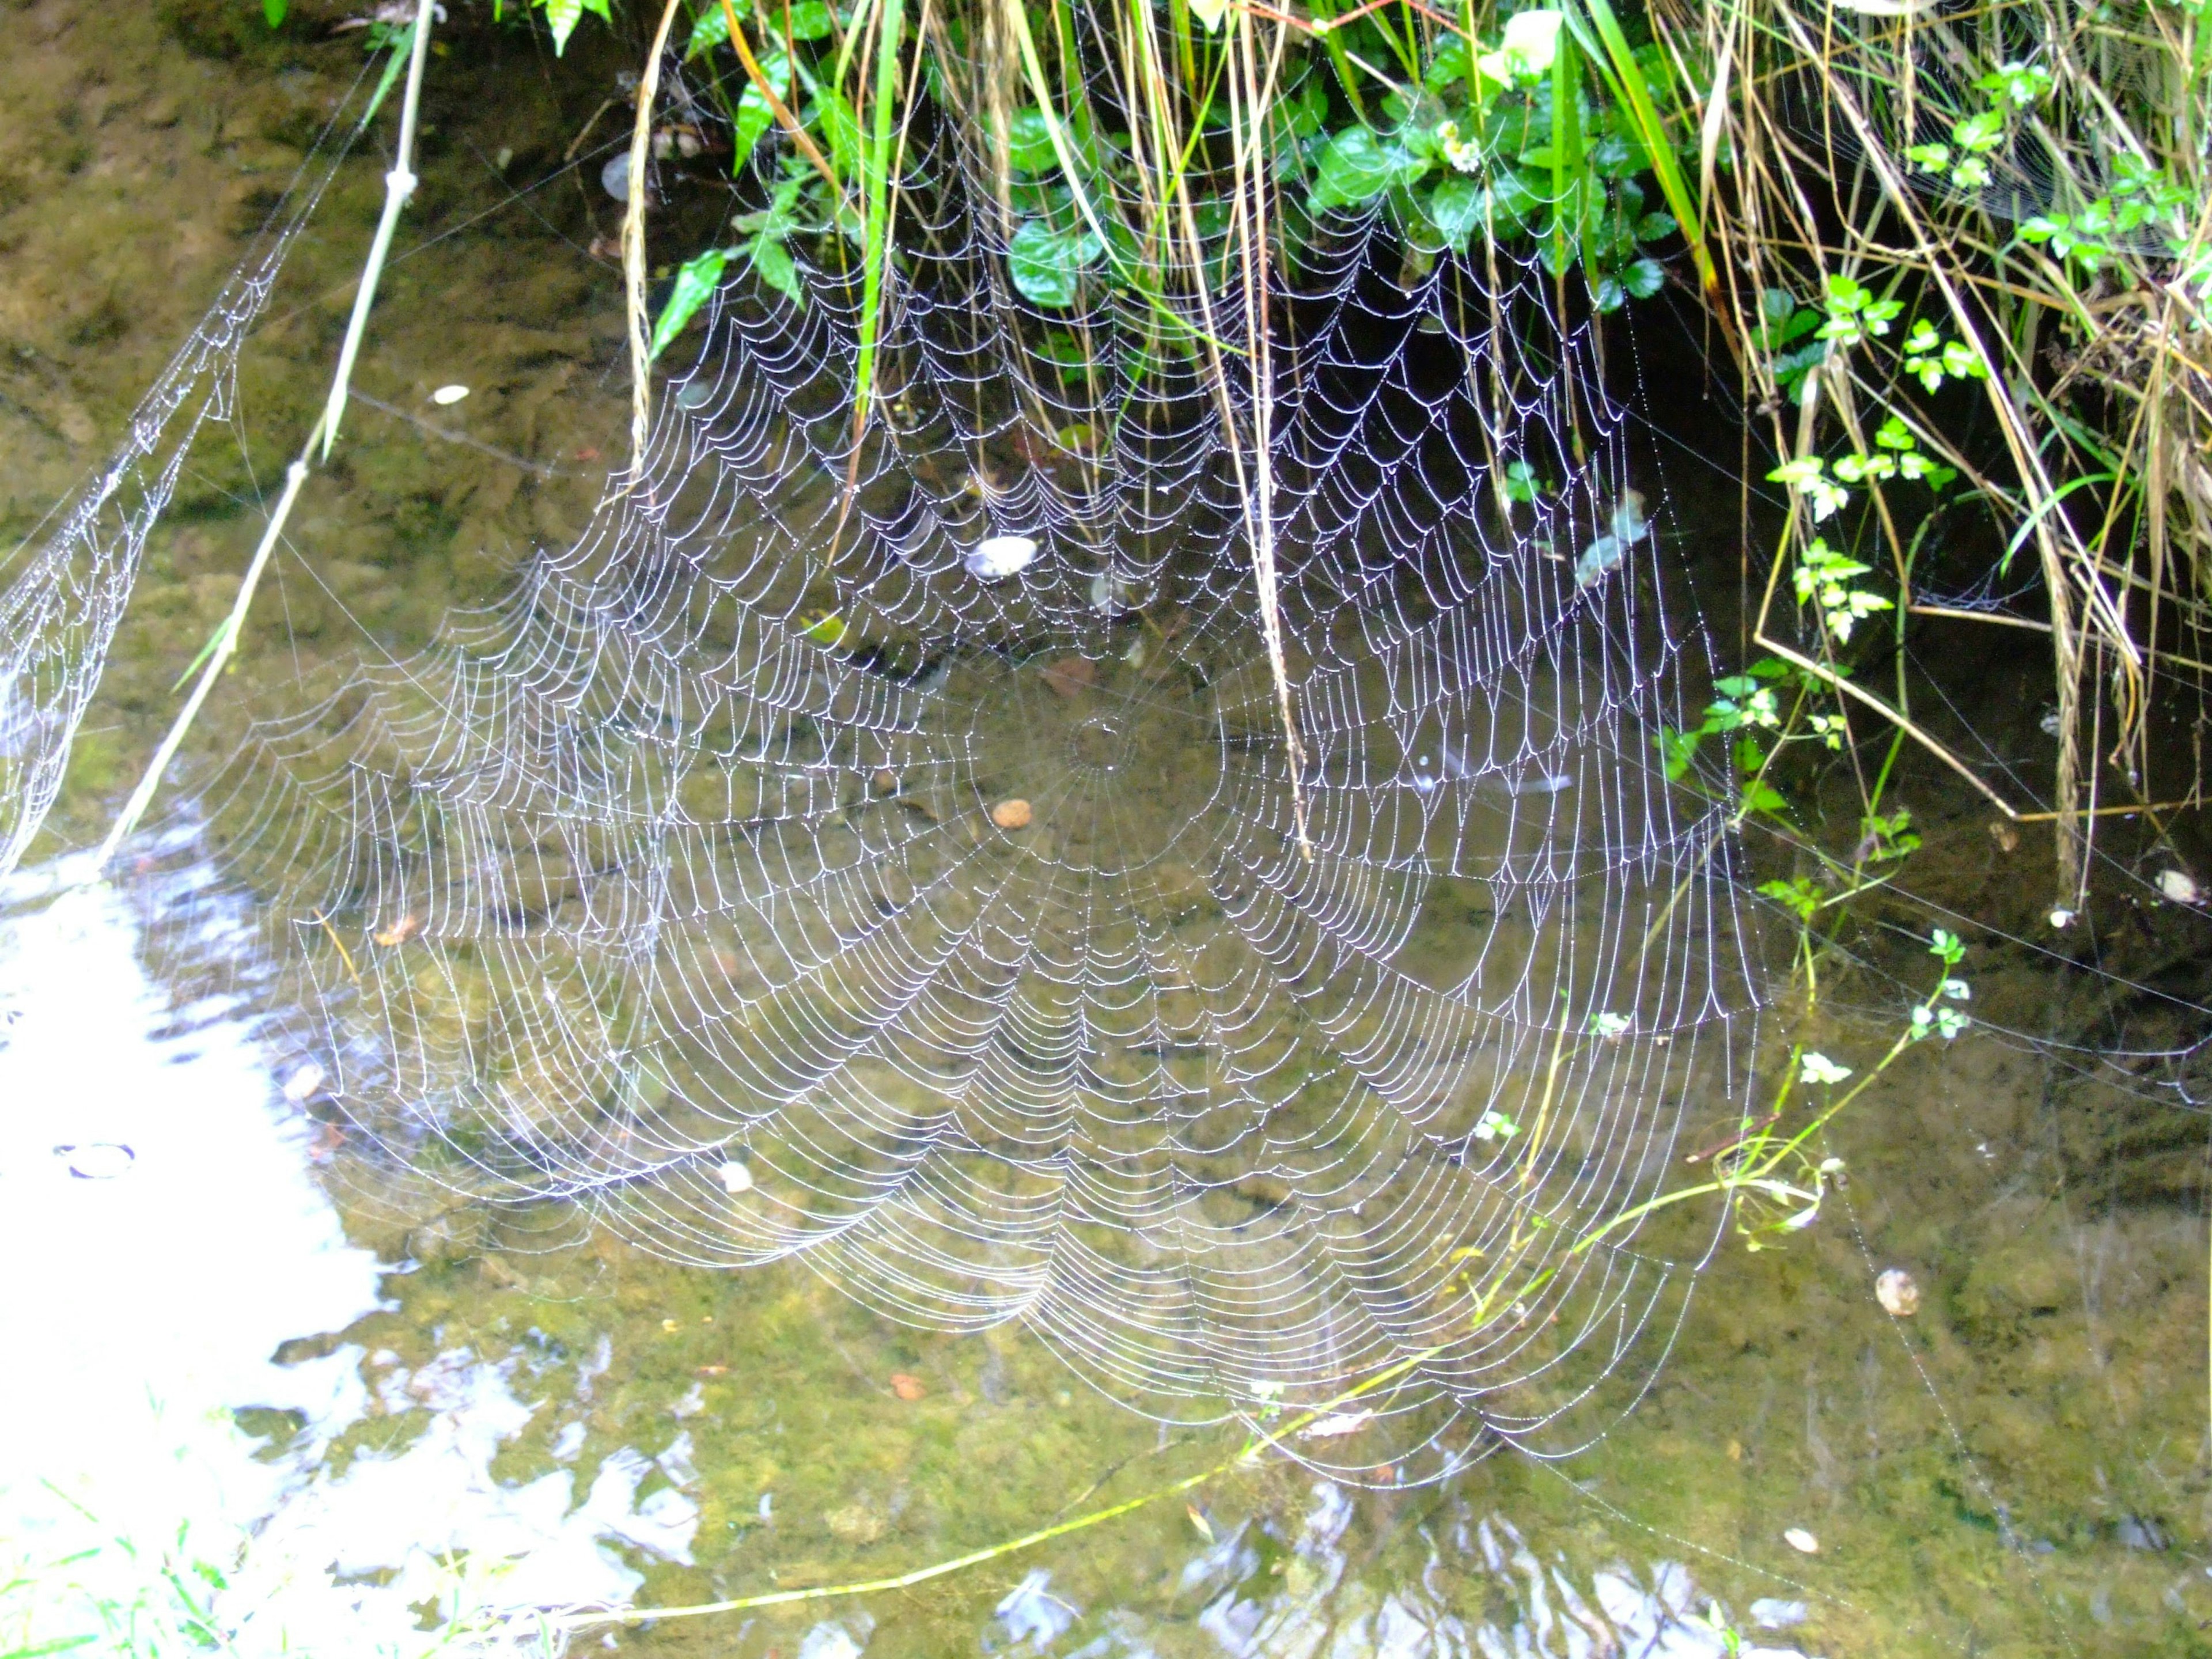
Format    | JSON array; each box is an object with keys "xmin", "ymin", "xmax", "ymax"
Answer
[{"xmin": 1622, "ymin": 256, "xmax": 1664, "ymax": 300}]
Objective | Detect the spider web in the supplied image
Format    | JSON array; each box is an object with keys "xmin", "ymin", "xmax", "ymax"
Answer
[{"xmin": 26, "ymin": 91, "xmax": 1757, "ymax": 1480}]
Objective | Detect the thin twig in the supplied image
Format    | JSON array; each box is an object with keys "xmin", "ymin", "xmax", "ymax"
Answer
[
  {"xmin": 96, "ymin": 0, "xmax": 439, "ymax": 870},
  {"xmin": 626, "ymin": 0, "xmax": 689, "ymax": 475}
]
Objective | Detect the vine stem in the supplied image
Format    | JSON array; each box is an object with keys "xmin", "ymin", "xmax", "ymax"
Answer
[
  {"xmin": 94, "ymin": 0, "xmax": 438, "ymax": 871},
  {"xmin": 525, "ymin": 1346, "xmax": 1443, "ymax": 1638},
  {"xmin": 625, "ymin": 0, "xmax": 688, "ymax": 476}
]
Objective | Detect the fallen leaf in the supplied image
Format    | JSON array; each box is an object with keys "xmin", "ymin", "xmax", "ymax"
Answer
[
  {"xmin": 373, "ymin": 914, "xmax": 419, "ymax": 947},
  {"xmin": 1040, "ymin": 655, "xmax": 1098, "ymax": 698}
]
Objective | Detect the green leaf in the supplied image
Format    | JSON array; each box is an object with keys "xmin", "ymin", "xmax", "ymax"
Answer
[
  {"xmin": 686, "ymin": 1, "xmax": 736, "ymax": 58},
  {"xmin": 1634, "ymin": 211, "xmax": 1676, "ymax": 243},
  {"xmin": 541, "ymin": 0, "xmax": 584, "ymax": 54},
  {"xmin": 1741, "ymin": 780, "xmax": 1787, "ymax": 815},
  {"xmin": 650, "ymin": 247, "xmax": 733, "ymax": 359},
  {"xmin": 1006, "ymin": 108, "xmax": 1059, "ymax": 174},
  {"xmin": 263, "ymin": 0, "xmax": 289, "ymax": 26},
  {"xmin": 1481, "ymin": 169, "xmax": 1544, "ymax": 238},
  {"xmin": 1310, "ymin": 127, "xmax": 1425, "ymax": 215},
  {"xmin": 777, "ymin": 1, "xmax": 835, "ymax": 40},
  {"xmin": 732, "ymin": 50, "xmax": 793, "ymax": 171},
  {"xmin": 747, "ymin": 235, "xmax": 804, "ymax": 306},
  {"xmin": 1422, "ymin": 176, "xmax": 1484, "ymax": 251},
  {"xmin": 1008, "ymin": 219, "xmax": 1103, "ymax": 309},
  {"xmin": 1622, "ymin": 256, "xmax": 1664, "ymax": 300}
]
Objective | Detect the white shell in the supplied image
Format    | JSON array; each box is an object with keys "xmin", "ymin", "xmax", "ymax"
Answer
[
  {"xmin": 717, "ymin": 1160, "xmax": 755, "ymax": 1194},
  {"xmin": 1297, "ymin": 1409, "xmax": 1375, "ymax": 1440},
  {"xmin": 965, "ymin": 535, "xmax": 1039, "ymax": 581},
  {"xmin": 430, "ymin": 384, "xmax": 471, "ymax": 406},
  {"xmin": 1874, "ymin": 1267, "xmax": 1920, "ymax": 1317},
  {"xmin": 58, "ymin": 1142, "xmax": 135, "ymax": 1180},
  {"xmin": 1783, "ymin": 1527, "xmax": 1820, "ymax": 1555},
  {"xmin": 2157, "ymin": 868, "xmax": 2203, "ymax": 906}
]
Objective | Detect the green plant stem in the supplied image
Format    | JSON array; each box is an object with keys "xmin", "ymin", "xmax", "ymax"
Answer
[
  {"xmin": 96, "ymin": 0, "xmax": 437, "ymax": 870},
  {"xmin": 320, "ymin": 0, "xmax": 436, "ymax": 460},
  {"xmin": 537, "ymin": 1345, "xmax": 1442, "ymax": 1637},
  {"xmin": 626, "ymin": 0, "xmax": 689, "ymax": 472}
]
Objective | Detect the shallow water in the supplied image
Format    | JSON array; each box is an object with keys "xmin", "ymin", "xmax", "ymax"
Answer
[{"xmin": 2, "ymin": 6, "xmax": 2209, "ymax": 1657}]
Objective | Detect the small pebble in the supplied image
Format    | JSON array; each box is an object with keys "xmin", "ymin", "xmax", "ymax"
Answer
[
  {"xmin": 1875, "ymin": 1267, "xmax": 1920, "ymax": 1317},
  {"xmin": 430, "ymin": 384, "xmax": 469, "ymax": 406},
  {"xmin": 965, "ymin": 533, "xmax": 1038, "ymax": 581},
  {"xmin": 1783, "ymin": 1527, "xmax": 1820, "ymax": 1555},
  {"xmin": 889, "ymin": 1372, "xmax": 926, "ymax": 1401},
  {"xmin": 990, "ymin": 798, "xmax": 1033, "ymax": 830},
  {"xmin": 717, "ymin": 1161, "xmax": 753, "ymax": 1194}
]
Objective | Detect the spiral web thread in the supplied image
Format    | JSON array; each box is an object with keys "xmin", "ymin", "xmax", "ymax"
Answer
[
  {"xmin": 59, "ymin": 92, "xmax": 1763, "ymax": 1479},
  {"xmin": 0, "ymin": 150, "xmax": 346, "ymax": 882}
]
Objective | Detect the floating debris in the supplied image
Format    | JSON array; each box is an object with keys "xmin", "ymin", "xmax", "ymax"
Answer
[
  {"xmin": 1574, "ymin": 488, "xmax": 1650, "ymax": 588},
  {"xmin": 889, "ymin": 1372, "xmax": 926, "ymax": 1401},
  {"xmin": 600, "ymin": 150, "xmax": 631, "ymax": 201},
  {"xmin": 1040, "ymin": 656, "xmax": 1097, "ymax": 698},
  {"xmin": 965, "ymin": 533, "xmax": 1039, "ymax": 581},
  {"xmin": 55, "ymin": 1142, "xmax": 134, "ymax": 1180},
  {"xmin": 716, "ymin": 1160, "xmax": 754, "ymax": 1195},
  {"xmin": 2157, "ymin": 868, "xmax": 2203, "ymax": 906},
  {"xmin": 1874, "ymin": 1267, "xmax": 1920, "ymax": 1317},
  {"xmin": 1299, "ymin": 1409, "xmax": 1376, "ymax": 1440},
  {"xmin": 995, "ymin": 1571, "xmax": 1077, "ymax": 1648},
  {"xmin": 1783, "ymin": 1527, "xmax": 1820, "ymax": 1555},
  {"xmin": 429, "ymin": 384, "xmax": 469, "ymax": 406},
  {"xmin": 2048, "ymin": 906, "xmax": 2077, "ymax": 929},
  {"xmin": 1751, "ymin": 1598, "xmax": 1809, "ymax": 1630},
  {"xmin": 674, "ymin": 379, "xmax": 714, "ymax": 410},
  {"xmin": 373, "ymin": 914, "xmax": 419, "ymax": 948},
  {"xmin": 990, "ymin": 798, "xmax": 1033, "ymax": 830},
  {"xmin": 281, "ymin": 1062, "xmax": 327, "ymax": 1104},
  {"xmin": 1088, "ymin": 569, "xmax": 1138, "ymax": 613}
]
